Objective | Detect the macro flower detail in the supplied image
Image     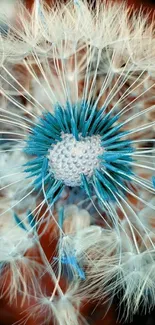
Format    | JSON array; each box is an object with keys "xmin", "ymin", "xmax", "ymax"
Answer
[
  {"xmin": 1, "ymin": 0, "xmax": 155, "ymax": 324},
  {"xmin": 24, "ymin": 102, "xmax": 133, "ymax": 204}
]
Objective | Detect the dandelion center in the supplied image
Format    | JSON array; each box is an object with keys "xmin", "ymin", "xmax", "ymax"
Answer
[
  {"xmin": 24, "ymin": 101, "xmax": 134, "ymax": 204},
  {"xmin": 48, "ymin": 133, "xmax": 104, "ymax": 187}
]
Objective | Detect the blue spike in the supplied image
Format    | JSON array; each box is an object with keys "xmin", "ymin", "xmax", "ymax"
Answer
[
  {"xmin": 95, "ymin": 115, "xmax": 110, "ymax": 134},
  {"xmin": 115, "ymin": 169, "xmax": 133, "ymax": 181},
  {"xmin": 65, "ymin": 103, "xmax": 73, "ymax": 120},
  {"xmin": 33, "ymin": 176, "xmax": 42, "ymax": 189},
  {"xmin": 49, "ymin": 184, "xmax": 64, "ymax": 204},
  {"xmin": 152, "ymin": 176, "xmax": 155, "ymax": 189},
  {"xmin": 72, "ymin": 103, "xmax": 78, "ymax": 125},
  {"xmin": 44, "ymin": 112, "xmax": 59, "ymax": 128},
  {"xmin": 66, "ymin": 101, "xmax": 72, "ymax": 112},
  {"xmin": 41, "ymin": 128, "xmax": 59, "ymax": 140},
  {"xmin": 27, "ymin": 211, "xmax": 36, "ymax": 229},
  {"xmin": 24, "ymin": 148, "xmax": 47, "ymax": 156},
  {"xmin": 101, "ymin": 122, "xmax": 124, "ymax": 140},
  {"xmin": 89, "ymin": 106, "xmax": 106, "ymax": 135},
  {"xmin": 24, "ymin": 165, "xmax": 42, "ymax": 174},
  {"xmin": 79, "ymin": 102, "xmax": 89, "ymax": 131},
  {"xmin": 39, "ymin": 118, "xmax": 60, "ymax": 135},
  {"xmin": 13, "ymin": 213, "xmax": 27, "ymax": 231},
  {"xmin": 101, "ymin": 131, "xmax": 130, "ymax": 145},
  {"xmin": 95, "ymin": 170, "xmax": 117, "ymax": 195},
  {"xmin": 93, "ymin": 176, "xmax": 110, "ymax": 201},
  {"xmin": 26, "ymin": 150, "xmax": 44, "ymax": 157},
  {"xmin": 33, "ymin": 173, "xmax": 51, "ymax": 189},
  {"xmin": 76, "ymin": 265, "xmax": 85, "ymax": 280},
  {"xmin": 117, "ymin": 156, "xmax": 133, "ymax": 162},
  {"xmin": 65, "ymin": 103, "xmax": 78, "ymax": 139},
  {"xmin": 26, "ymin": 139, "xmax": 51, "ymax": 147},
  {"xmin": 83, "ymin": 104, "xmax": 93, "ymax": 125},
  {"xmin": 0, "ymin": 262, "xmax": 5, "ymax": 271},
  {"xmin": 25, "ymin": 144, "xmax": 50, "ymax": 152},
  {"xmin": 25, "ymin": 170, "xmax": 41, "ymax": 178},
  {"xmin": 54, "ymin": 107, "xmax": 66, "ymax": 132},
  {"xmin": 32, "ymin": 125, "xmax": 45, "ymax": 135},
  {"xmin": 58, "ymin": 207, "xmax": 64, "ymax": 229},
  {"xmin": 32, "ymin": 126, "xmax": 51, "ymax": 138},
  {"xmin": 36, "ymin": 122, "xmax": 55, "ymax": 137},
  {"xmin": 41, "ymin": 157, "xmax": 49, "ymax": 177},
  {"xmin": 46, "ymin": 180, "xmax": 58, "ymax": 197},
  {"xmin": 32, "ymin": 131, "xmax": 53, "ymax": 142},
  {"xmin": 71, "ymin": 116, "xmax": 79, "ymax": 140},
  {"xmin": 110, "ymin": 172, "xmax": 124, "ymax": 187},
  {"xmin": 100, "ymin": 114, "xmax": 120, "ymax": 134},
  {"xmin": 62, "ymin": 108, "xmax": 71, "ymax": 133},
  {"xmin": 114, "ymin": 178, "xmax": 131, "ymax": 196},
  {"xmin": 66, "ymin": 256, "xmax": 85, "ymax": 280},
  {"xmin": 81, "ymin": 174, "xmax": 91, "ymax": 197},
  {"xmin": 114, "ymin": 148, "xmax": 134, "ymax": 154},
  {"xmin": 32, "ymin": 122, "xmax": 50, "ymax": 134},
  {"xmin": 101, "ymin": 150, "xmax": 133, "ymax": 162},
  {"xmin": 46, "ymin": 180, "xmax": 63, "ymax": 199},
  {"xmin": 103, "ymin": 162, "xmax": 133, "ymax": 178},
  {"xmin": 23, "ymin": 157, "xmax": 44, "ymax": 167},
  {"xmin": 45, "ymin": 178, "xmax": 57, "ymax": 191},
  {"xmin": 27, "ymin": 136, "xmax": 53, "ymax": 146},
  {"xmin": 24, "ymin": 162, "xmax": 43, "ymax": 169},
  {"xmin": 115, "ymin": 161, "xmax": 133, "ymax": 173},
  {"xmin": 58, "ymin": 254, "xmax": 85, "ymax": 280},
  {"xmin": 24, "ymin": 141, "xmax": 47, "ymax": 150},
  {"xmin": 106, "ymin": 140, "xmax": 132, "ymax": 150},
  {"xmin": 82, "ymin": 105, "xmax": 97, "ymax": 137},
  {"xmin": 94, "ymin": 108, "xmax": 116, "ymax": 134}
]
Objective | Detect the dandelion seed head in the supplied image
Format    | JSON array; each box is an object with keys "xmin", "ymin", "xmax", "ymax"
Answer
[
  {"xmin": 1, "ymin": 0, "xmax": 155, "ymax": 320},
  {"xmin": 25, "ymin": 102, "xmax": 134, "ymax": 204}
]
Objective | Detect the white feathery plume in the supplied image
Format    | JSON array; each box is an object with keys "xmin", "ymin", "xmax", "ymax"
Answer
[
  {"xmin": 0, "ymin": 196, "xmax": 43, "ymax": 304},
  {"xmin": 22, "ymin": 282, "xmax": 86, "ymax": 325},
  {"xmin": 0, "ymin": 143, "xmax": 36, "ymax": 212}
]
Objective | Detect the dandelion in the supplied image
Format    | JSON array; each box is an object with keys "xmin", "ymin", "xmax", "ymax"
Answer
[{"xmin": 0, "ymin": 0, "xmax": 155, "ymax": 323}]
